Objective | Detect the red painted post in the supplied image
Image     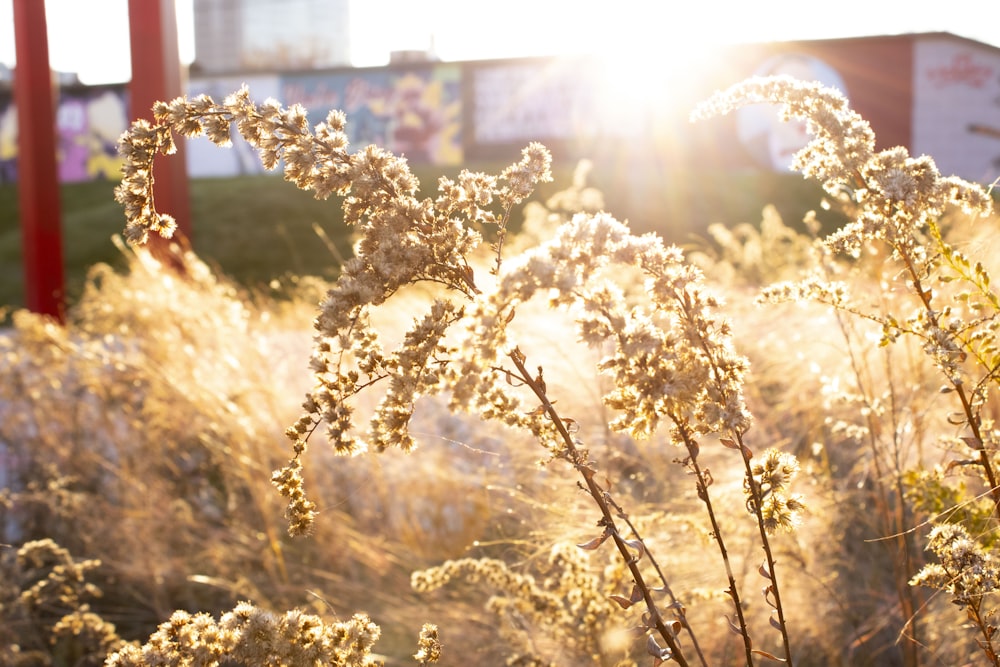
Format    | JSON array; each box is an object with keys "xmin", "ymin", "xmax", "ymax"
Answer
[
  {"xmin": 127, "ymin": 0, "xmax": 192, "ymax": 244},
  {"xmin": 13, "ymin": 0, "xmax": 65, "ymax": 321}
]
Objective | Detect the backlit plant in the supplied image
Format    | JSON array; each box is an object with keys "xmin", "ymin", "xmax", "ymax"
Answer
[{"xmin": 6, "ymin": 73, "xmax": 981, "ymax": 666}]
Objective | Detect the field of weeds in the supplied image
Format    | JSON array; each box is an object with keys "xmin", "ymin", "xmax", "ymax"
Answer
[{"xmin": 2, "ymin": 76, "xmax": 1000, "ymax": 667}]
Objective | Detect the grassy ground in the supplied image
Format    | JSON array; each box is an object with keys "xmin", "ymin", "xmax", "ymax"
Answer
[{"xmin": 0, "ymin": 163, "xmax": 834, "ymax": 313}]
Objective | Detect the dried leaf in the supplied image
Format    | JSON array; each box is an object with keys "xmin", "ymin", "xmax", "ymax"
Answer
[
  {"xmin": 646, "ymin": 635, "xmax": 672, "ymax": 661},
  {"xmin": 721, "ymin": 437, "xmax": 739, "ymax": 449},
  {"xmin": 609, "ymin": 594, "xmax": 634, "ymax": 609},
  {"xmin": 752, "ymin": 649, "xmax": 786, "ymax": 662},
  {"xmin": 630, "ymin": 584, "xmax": 644, "ymax": 604},
  {"xmin": 577, "ymin": 531, "xmax": 610, "ymax": 551},
  {"xmin": 770, "ymin": 616, "xmax": 783, "ymax": 631},
  {"xmin": 759, "ymin": 561, "xmax": 772, "ymax": 580},
  {"xmin": 961, "ymin": 436, "xmax": 984, "ymax": 450},
  {"xmin": 624, "ymin": 538, "xmax": 646, "ymax": 562},
  {"xmin": 725, "ymin": 615, "xmax": 743, "ymax": 636},
  {"xmin": 945, "ymin": 459, "xmax": 979, "ymax": 475}
]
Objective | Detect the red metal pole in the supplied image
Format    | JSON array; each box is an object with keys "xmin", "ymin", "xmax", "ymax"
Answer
[
  {"xmin": 13, "ymin": 0, "xmax": 65, "ymax": 321},
  {"xmin": 128, "ymin": 0, "xmax": 192, "ymax": 243}
]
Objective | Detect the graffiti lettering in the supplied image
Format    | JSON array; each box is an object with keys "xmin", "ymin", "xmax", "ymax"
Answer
[
  {"xmin": 281, "ymin": 81, "xmax": 342, "ymax": 115},
  {"xmin": 344, "ymin": 77, "xmax": 388, "ymax": 111},
  {"xmin": 926, "ymin": 53, "xmax": 994, "ymax": 88}
]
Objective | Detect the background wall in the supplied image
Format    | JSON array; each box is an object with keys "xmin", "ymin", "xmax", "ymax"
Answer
[{"xmin": 0, "ymin": 33, "xmax": 996, "ymax": 185}]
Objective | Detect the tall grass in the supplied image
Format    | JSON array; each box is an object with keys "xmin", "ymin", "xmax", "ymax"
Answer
[{"xmin": 1, "ymin": 75, "xmax": 999, "ymax": 666}]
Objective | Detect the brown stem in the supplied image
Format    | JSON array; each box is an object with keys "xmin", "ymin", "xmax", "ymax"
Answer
[
  {"xmin": 508, "ymin": 349, "xmax": 690, "ymax": 666},
  {"xmin": 606, "ymin": 485, "xmax": 710, "ymax": 667},
  {"xmin": 491, "ymin": 202, "xmax": 515, "ymax": 277},
  {"xmin": 676, "ymin": 427, "xmax": 755, "ymax": 667},
  {"xmin": 737, "ymin": 433, "xmax": 794, "ymax": 665},
  {"xmin": 897, "ymin": 249, "xmax": 1000, "ymax": 517},
  {"xmin": 667, "ymin": 280, "xmax": 787, "ymax": 664},
  {"xmin": 966, "ymin": 599, "xmax": 1000, "ymax": 666}
]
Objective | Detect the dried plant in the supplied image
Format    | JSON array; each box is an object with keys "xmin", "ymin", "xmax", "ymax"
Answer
[
  {"xmin": 113, "ymin": 83, "xmax": 819, "ymax": 666},
  {"xmin": 0, "ymin": 539, "xmax": 128, "ymax": 667},
  {"xmin": 695, "ymin": 75, "xmax": 998, "ymax": 665},
  {"xmin": 104, "ymin": 602, "xmax": 384, "ymax": 667},
  {"xmin": 19, "ymin": 70, "xmax": 982, "ymax": 667}
]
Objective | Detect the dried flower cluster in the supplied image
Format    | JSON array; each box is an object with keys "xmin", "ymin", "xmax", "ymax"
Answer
[
  {"xmin": 911, "ymin": 524, "xmax": 1000, "ymax": 600},
  {"xmin": 910, "ymin": 524, "xmax": 1000, "ymax": 662},
  {"xmin": 412, "ymin": 543, "xmax": 624, "ymax": 665},
  {"xmin": 692, "ymin": 76, "xmax": 992, "ymax": 257},
  {"xmin": 745, "ymin": 448, "xmax": 806, "ymax": 534},
  {"xmin": 443, "ymin": 211, "xmax": 753, "ymax": 443},
  {"xmin": 105, "ymin": 602, "xmax": 383, "ymax": 667},
  {"xmin": 702, "ymin": 77, "xmax": 995, "ymax": 393},
  {"xmin": 414, "ymin": 624, "xmax": 442, "ymax": 666},
  {"xmin": 114, "ymin": 85, "xmax": 555, "ymax": 533},
  {"xmin": 0, "ymin": 539, "xmax": 127, "ymax": 666}
]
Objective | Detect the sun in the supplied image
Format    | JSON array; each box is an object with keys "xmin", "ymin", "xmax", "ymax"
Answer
[{"xmin": 583, "ymin": 8, "xmax": 726, "ymax": 130}]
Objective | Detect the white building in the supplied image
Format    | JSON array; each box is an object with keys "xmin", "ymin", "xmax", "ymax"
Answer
[{"xmin": 193, "ymin": 0, "xmax": 351, "ymax": 74}]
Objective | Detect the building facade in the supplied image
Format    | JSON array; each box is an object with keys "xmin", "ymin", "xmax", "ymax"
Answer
[
  {"xmin": 0, "ymin": 32, "xmax": 997, "ymax": 187},
  {"xmin": 192, "ymin": 0, "xmax": 351, "ymax": 74}
]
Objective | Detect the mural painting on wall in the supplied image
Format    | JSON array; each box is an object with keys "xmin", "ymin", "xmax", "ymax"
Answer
[
  {"xmin": 913, "ymin": 39, "xmax": 1000, "ymax": 183},
  {"xmin": 281, "ymin": 64, "xmax": 462, "ymax": 165},
  {"xmin": 0, "ymin": 87, "xmax": 128, "ymax": 184},
  {"xmin": 0, "ymin": 98, "xmax": 14, "ymax": 184},
  {"xmin": 186, "ymin": 76, "xmax": 283, "ymax": 178},
  {"xmin": 736, "ymin": 54, "xmax": 849, "ymax": 172},
  {"xmin": 471, "ymin": 59, "xmax": 595, "ymax": 146},
  {"xmin": 56, "ymin": 88, "xmax": 128, "ymax": 182}
]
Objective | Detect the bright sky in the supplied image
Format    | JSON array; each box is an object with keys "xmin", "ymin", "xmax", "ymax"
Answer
[{"xmin": 0, "ymin": 0, "xmax": 998, "ymax": 85}]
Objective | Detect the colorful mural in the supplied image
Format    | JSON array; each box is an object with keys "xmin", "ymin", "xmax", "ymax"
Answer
[
  {"xmin": 1, "ymin": 34, "xmax": 999, "ymax": 185},
  {"xmin": 0, "ymin": 87, "xmax": 127, "ymax": 184},
  {"xmin": 0, "ymin": 98, "xmax": 15, "ymax": 184},
  {"xmin": 281, "ymin": 64, "xmax": 462, "ymax": 165},
  {"xmin": 56, "ymin": 88, "xmax": 128, "ymax": 181}
]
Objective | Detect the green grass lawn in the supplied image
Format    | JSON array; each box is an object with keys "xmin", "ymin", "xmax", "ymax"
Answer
[{"xmin": 0, "ymin": 163, "xmax": 835, "ymax": 314}]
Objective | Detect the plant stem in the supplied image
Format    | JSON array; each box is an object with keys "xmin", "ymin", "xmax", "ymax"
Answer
[
  {"xmin": 508, "ymin": 349, "xmax": 690, "ymax": 666},
  {"xmin": 738, "ymin": 432, "xmax": 794, "ymax": 665},
  {"xmin": 677, "ymin": 427, "xmax": 756, "ymax": 667},
  {"xmin": 898, "ymin": 249, "xmax": 1000, "ymax": 518},
  {"xmin": 606, "ymin": 481, "xmax": 710, "ymax": 667}
]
